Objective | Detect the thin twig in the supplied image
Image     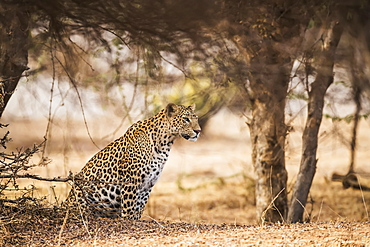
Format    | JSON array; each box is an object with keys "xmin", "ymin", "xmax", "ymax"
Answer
[
  {"xmin": 144, "ymin": 214, "xmax": 165, "ymax": 228},
  {"xmin": 42, "ymin": 43, "xmax": 56, "ymax": 159},
  {"xmin": 102, "ymin": 46, "xmax": 139, "ymax": 139},
  {"xmin": 261, "ymin": 188, "xmax": 286, "ymax": 225},
  {"xmin": 358, "ymin": 177, "xmax": 369, "ymax": 219},
  {"xmin": 156, "ymin": 51, "xmax": 192, "ymax": 79},
  {"xmin": 56, "ymin": 209, "xmax": 69, "ymax": 246},
  {"xmin": 292, "ymin": 198, "xmax": 311, "ymax": 222},
  {"xmin": 54, "ymin": 56, "xmax": 100, "ymax": 150}
]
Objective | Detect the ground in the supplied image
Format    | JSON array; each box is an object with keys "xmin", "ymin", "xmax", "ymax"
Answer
[
  {"xmin": 1, "ymin": 109, "xmax": 370, "ymax": 246},
  {"xmin": 67, "ymin": 221, "xmax": 369, "ymax": 246},
  {"xmin": 2, "ymin": 215, "xmax": 369, "ymax": 246}
]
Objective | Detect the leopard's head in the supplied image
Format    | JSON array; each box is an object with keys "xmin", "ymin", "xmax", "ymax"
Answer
[{"xmin": 166, "ymin": 103, "xmax": 201, "ymax": 141}]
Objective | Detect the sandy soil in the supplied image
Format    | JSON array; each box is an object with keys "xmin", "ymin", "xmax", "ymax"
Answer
[
  {"xmin": 4, "ymin": 218, "xmax": 369, "ymax": 246},
  {"xmin": 69, "ymin": 221, "xmax": 370, "ymax": 247}
]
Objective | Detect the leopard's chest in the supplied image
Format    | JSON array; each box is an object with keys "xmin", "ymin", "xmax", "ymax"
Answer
[{"xmin": 139, "ymin": 141, "xmax": 172, "ymax": 191}]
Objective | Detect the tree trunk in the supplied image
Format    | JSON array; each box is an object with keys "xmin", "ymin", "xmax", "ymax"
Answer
[
  {"xmin": 287, "ymin": 14, "xmax": 344, "ymax": 223},
  {"xmin": 0, "ymin": 3, "xmax": 30, "ymax": 118},
  {"xmin": 348, "ymin": 83, "xmax": 361, "ymax": 175},
  {"xmin": 248, "ymin": 65, "xmax": 289, "ymax": 222},
  {"xmin": 227, "ymin": 0, "xmax": 311, "ymax": 223}
]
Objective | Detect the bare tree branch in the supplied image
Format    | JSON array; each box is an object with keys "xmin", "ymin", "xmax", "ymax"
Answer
[{"xmin": 0, "ymin": 173, "xmax": 72, "ymax": 182}]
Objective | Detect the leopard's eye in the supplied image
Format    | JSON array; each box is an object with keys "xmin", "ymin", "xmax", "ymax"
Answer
[{"xmin": 184, "ymin": 117, "xmax": 190, "ymax": 123}]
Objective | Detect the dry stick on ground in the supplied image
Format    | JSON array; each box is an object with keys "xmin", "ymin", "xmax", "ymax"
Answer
[{"xmin": 332, "ymin": 173, "xmax": 370, "ymax": 191}]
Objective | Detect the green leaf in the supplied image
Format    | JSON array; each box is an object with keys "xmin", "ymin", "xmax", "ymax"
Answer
[{"xmin": 307, "ymin": 19, "xmax": 315, "ymax": 29}]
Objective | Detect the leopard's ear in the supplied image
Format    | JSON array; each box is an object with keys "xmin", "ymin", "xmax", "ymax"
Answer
[
  {"xmin": 166, "ymin": 103, "xmax": 178, "ymax": 117},
  {"xmin": 188, "ymin": 103, "xmax": 196, "ymax": 111}
]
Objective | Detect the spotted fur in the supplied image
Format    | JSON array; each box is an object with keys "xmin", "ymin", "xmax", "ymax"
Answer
[{"xmin": 64, "ymin": 103, "xmax": 201, "ymax": 219}]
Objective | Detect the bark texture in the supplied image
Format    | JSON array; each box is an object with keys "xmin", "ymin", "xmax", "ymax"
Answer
[
  {"xmin": 0, "ymin": 3, "xmax": 30, "ymax": 118},
  {"xmin": 287, "ymin": 13, "xmax": 344, "ymax": 223},
  {"xmin": 227, "ymin": 0, "xmax": 310, "ymax": 222},
  {"xmin": 248, "ymin": 66, "xmax": 290, "ymax": 222}
]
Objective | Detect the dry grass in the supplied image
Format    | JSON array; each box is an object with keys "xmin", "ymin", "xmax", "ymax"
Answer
[
  {"xmin": 1, "ymin": 206, "xmax": 369, "ymax": 246},
  {"xmin": 2, "ymin": 172, "xmax": 369, "ymax": 246},
  {"xmin": 1, "ymin": 110, "xmax": 370, "ymax": 246},
  {"xmin": 144, "ymin": 178, "xmax": 370, "ymax": 224}
]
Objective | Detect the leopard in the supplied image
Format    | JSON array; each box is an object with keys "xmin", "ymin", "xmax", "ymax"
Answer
[{"xmin": 64, "ymin": 103, "xmax": 201, "ymax": 219}]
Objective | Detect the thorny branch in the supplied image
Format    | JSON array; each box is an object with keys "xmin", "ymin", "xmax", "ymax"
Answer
[
  {"xmin": 0, "ymin": 124, "xmax": 54, "ymax": 204},
  {"xmin": 0, "ymin": 173, "xmax": 73, "ymax": 182},
  {"xmin": 0, "ymin": 140, "xmax": 48, "ymax": 174}
]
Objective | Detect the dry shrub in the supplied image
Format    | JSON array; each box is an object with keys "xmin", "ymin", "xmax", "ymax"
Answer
[{"xmin": 0, "ymin": 124, "xmax": 70, "ymax": 245}]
